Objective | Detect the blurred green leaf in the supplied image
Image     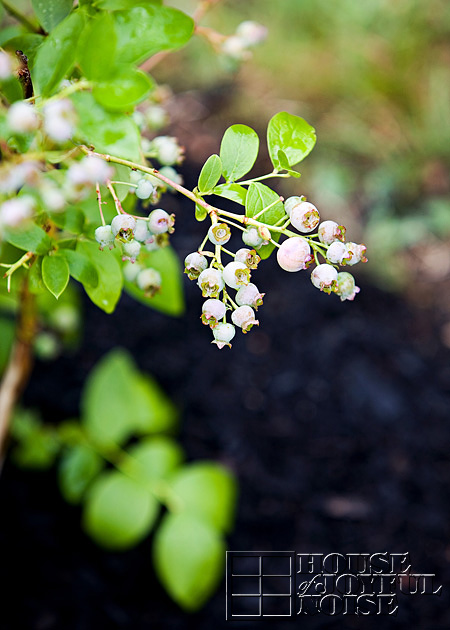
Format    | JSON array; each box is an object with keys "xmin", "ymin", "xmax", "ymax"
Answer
[
  {"xmin": 42, "ymin": 254, "xmax": 70, "ymax": 298},
  {"xmin": 11, "ymin": 408, "xmax": 60, "ymax": 469},
  {"xmin": 267, "ymin": 112, "xmax": 316, "ymax": 168},
  {"xmin": 71, "ymin": 92, "xmax": 141, "ymax": 162},
  {"xmin": 125, "ymin": 437, "xmax": 184, "ymax": 482},
  {"xmin": 59, "ymin": 249, "xmax": 99, "ymax": 289},
  {"xmin": 59, "ymin": 444, "xmax": 104, "ymax": 504},
  {"xmin": 0, "ymin": 317, "xmax": 15, "ymax": 374},
  {"xmin": 154, "ymin": 512, "xmax": 224, "ymax": 611},
  {"xmin": 2, "ymin": 34, "xmax": 44, "ymax": 68},
  {"xmin": 198, "ymin": 154, "xmax": 222, "ymax": 193},
  {"xmin": 169, "ymin": 462, "xmax": 237, "ymax": 533},
  {"xmin": 195, "ymin": 203, "xmax": 208, "ymax": 221},
  {"xmin": 33, "ymin": 12, "xmax": 85, "ymax": 96},
  {"xmin": 81, "ymin": 348, "xmax": 177, "ymax": 447},
  {"xmin": 76, "ymin": 241, "xmax": 122, "ymax": 313},
  {"xmin": 32, "ymin": 0, "xmax": 73, "ymax": 32},
  {"xmin": 124, "ymin": 246, "xmax": 184, "ymax": 316},
  {"xmin": 83, "ymin": 470, "xmax": 159, "ymax": 549},
  {"xmin": 113, "ymin": 5, "xmax": 194, "ymax": 65},
  {"xmin": 94, "ymin": 0, "xmax": 162, "ymax": 8},
  {"xmin": 77, "ymin": 12, "xmax": 117, "ymax": 80},
  {"xmin": 220, "ymin": 124, "xmax": 259, "ymax": 182},
  {"xmin": 93, "ymin": 68, "xmax": 153, "ymax": 111},
  {"xmin": 245, "ymin": 182, "xmax": 285, "ymax": 259},
  {"xmin": 4, "ymin": 223, "xmax": 52, "ymax": 255}
]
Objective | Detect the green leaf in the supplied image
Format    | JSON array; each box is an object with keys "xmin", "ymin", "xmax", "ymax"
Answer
[
  {"xmin": 11, "ymin": 408, "xmax": 60, "ymax": 469},
  {"xmin": 213, "ymin": 183, "xmax": 247, "ymax": 205},
  {"xmin": 94, "ymin": 0, "xmax": 162, "ymax": 8},
  {"xmin": 59, "ymin": 444, "xmax": 104, "ymax": 504},
  {"xmin": 93, "ymin": 67, "xmax": 153, "ymax": 111},
  {"xmin": 81, "ymin": 349, "xmax": 177, "ymax": 447},
  {"xmin": 245, "ymin": 182, "xmax": 285, "ymax": 259},
  {"xmin": 71, "ymin": 92, "xmax": 141, "ymax": 162},
  {"xmin": 77, "ymin": 12, "xmax": 117, "ymax": 80},
  {"xmin": 124, "ymin": 246, "xmax": 184, "ymax": 316},
  {"xmin": 33, "ymin": 12, "xmax": 85, "ymax": 96},
  {"xmin": 42, "ymin": 254, "xmax": 70, "ymax": 299},
  {"xmin": 59, "ymin": 249, "xmax": 99, "ymax": 289},
  {"xmin": 32, "ymin": 0, "xmax": 73, "ymax": 32},
  {"xmin": 154, "ymin": 512, "xmax": 224, "ymax": 611},
  {"xmin": 0, "ymin": 317, "xmax": 15, "ymax": 374},
  {"xmin": 277, "ymin": 149, "xmax": 301, "ymax": 177},
  {"xmin": 76, "ymin": 241, "xmax": 122, "ymax": 313},
  {"xmin": 2, "ymin": 34, "xmax": 44, "ymax": 68},
  {"xmin": 4, "ymin": 223, "xmax": 52, "ymax": 255},
  {"xmin": 113, "ymin": 5, "xmax": 194, "ymax": 65},
  {"xmin": 83, "ymin": 470, "xmax": 159, "ymax": 549},
  {"xmin": 267, "ymin": 111, "xmax": 316, "ymax": 169},
  {"xmin": 125, "ymin": 437, "xmax": 184, "ymax": 482},
  {"xmin": 170, "ymin": 463, "xmax": 237, "ymax": 533},
  {"xmin": 219, "ymin": 124, "xmax": 259, "ymax": 182},
  {"xmin": 198, "ymin": 154, "xmax": 222, "ymax": 193}
]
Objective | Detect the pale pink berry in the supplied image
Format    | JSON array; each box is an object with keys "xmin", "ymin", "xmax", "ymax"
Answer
[
  {"xmin": 235, "ymin": 248, "xmax": 260, "ymax": 269},
  {"xmin": 148, "ymin": 208, "xmax": 174, "ymax": 234},
  {"xmin": 235, "ymin": 283, "xmax": 264, "ymax": 309},
  {"xmin": 318, "ymin": 220, "xmax": 346, "ymax": 245},
  {"xmin": 0, "ymin": 51, "xmax": 13, "ymax": 80},
  {"xmin": 326, "ymin": 241, "xmax": 349, "ymax": 265},
  {"xmin": 122, "ymin": 239, "xmax": 141, "ymax": 263},
  {"xmin": 236, "ymin": 21, "xmax": 268, "ymax": 46},
  {"xmin": 231, "ymin": 305, "xmax": 259, "ymax": 333},
  {"xmin": 344, "ymin": 242, "xmax": 367, "ymax": 266},
  {"xmin": 43, "ymin": 99, "xmax": 75, "ymax": 142},
  {"xmin": 197, "ymin": 268, "xmax": 224, "ymax": 298},
  {"xmin": 152, "ymin": 136, "xmax": 183, "ymax": 165},
  {"xmin": 277, "ymin": 237, "xmax": 312, "ymax": 272},
  {"xmin": 212, "ymin": 323, "xmax": 236, "ymax": 349},
  {"xmin": 290, "ymin": 201, "xmax": 320, "ymax": 233},
  {"xmin": 137, "ymin": 268, "xmax": 162, "ymax": 297},
  {"xmin": 223, "ymin": 261, "xmax": 250, "ymax": 289},
  {"xmin": 208, "ymin": 223, "xmax": 231, "ymax": 245},
  {"xmin": 311, "ymin": 264, "xmax": 338, "ymax": 293},
  {"xmin": 201, "ymin": 299, "xmax": 226, "ymax": 327},
  {"xmin": 335, "ymin": 272, "xmax": 360, "ymax": 301},
  {"xmin": 284, "ymin": 196, "xmax": 305, "ymax": 217},
  {"xmin": 0, "ymin": 196, "xmax": 34, "ymax": 227},
  {"xmin": 7, "ymin": 102, "xmax": 39, "ymax": 133}
]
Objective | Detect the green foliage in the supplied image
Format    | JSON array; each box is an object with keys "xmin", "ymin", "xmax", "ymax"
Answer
[
  {"xmin": 4, "ymin": 224, "xmax": 53, "ymax": 256},
  {"xmin": 11, "ymin": 350, "xmax": 237, "ymax": 609},
  {"xmin": 42, "ymin": 253, "xmax": 70, "ymax": 298},
  {"xmin": 92, "ymin": 68, "xmax": 153, "ymax": 111},
  {"xmin": 245, "ymin": 182, "xmax": 285, "ymax": 258},
  {"xmin": 220, "ymin": 124, "xmax": 259, "ymax": 182},
  {"xmin": 32, "ymin": 0, "xmax": 73, "ymax": 33},
  {"xmin": 267, "ymin": 111, "xmax": 316, "ymax": 169},
  {"xmin": 76, "ymin": 241, "xmax": 123, "ymax": 314},
  {"xmin": 198, "ymin": 154, "xmax": 222, "ymax": 193}
]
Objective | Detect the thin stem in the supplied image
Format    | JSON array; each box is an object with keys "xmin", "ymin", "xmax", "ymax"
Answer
[
  {"xmin": 106, "ymin": 180, "xmax": 124, "ymax": 215},
  {"xmin": 270, "ymin": 239, "xmax": 281, "ymax": 248},
  {"xmin": 42, "ymin": 79, "xmax": 91, "ymax": 104},
  {"xmin": 1, "ymin": 0, "xmax": 40, "ymax": 33},
  {"xmin": 223, "ymin": 289, "xmax": 238, "ymax": 310},
  {"xmin": 198, "ymin": 232, "xmax": 210, "ymax": 252},
  {"xmin": 219, "ymin": 216, "xmax": 246, "ymax": 232},
  {"xmin": 2, "ymin": 251, "xmax": 34, "ymax": 292},
  {"xmin": 80, "ymin": 146, "xmax": 218, "ymax": 217},
  {"xmin": 110, "ymin": 181, "xmax": 137, "ymax": 188},
  {"xmin": 220, "ymin": 246, "xmax": 235, "ymax": 258},
  {"xmin": 96, "ymin": 183, "xmax": 105, "ymax": 226},
  {"xmin": 236, "ymin": 171, "xmax": 290, "ymax": 186}
]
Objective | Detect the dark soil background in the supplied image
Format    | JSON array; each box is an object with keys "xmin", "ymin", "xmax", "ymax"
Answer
[{"xmin": 2, "ymin": 169, "xmax": 450, "ymax": 630}]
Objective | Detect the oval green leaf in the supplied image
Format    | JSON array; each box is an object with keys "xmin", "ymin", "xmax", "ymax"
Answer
[
  {"xmin": 58, "ymin": 444, "xmax": 104, "ymax": 504},
  {"xmin": 169, "ymin": 462, "xmax": 237, "ymax": 533},
  {"xmin": 153, "ymin": 512, "xmax": 225, "ymax": 611},
  {"xmin": 213, "ymin": 183, "xmax": 247, "ymax": 205},
  {"xmin": 77, "ymin": 12, "xmax": 117, "ymax": 80},
  {"xmin": 198, "ymin": 154, "xmax": 222, "ymax": 193},
  {"xmin": 220, "ymin": 124, "xmax": 259, "ymax": 182},
  {"xmin": 33, "ymin": 12, "xmax": 85, "ymax": 96},
  {"xmin": 93, "ymin": 68, "xmax": 153, "ymax": 111},
  {"xmin": 4, "ymin": 223, "xmax": 53, "ymax": 255},
  {"xmin": 42, "ymin": 254, "xmax": 70, "ymax": 299},
  {"xmin": 125, "ymin": 437, "xmax": 184, "ymax": 482},
  {"xmin": 32, "ymin": 0, "xmax": 73, "ymax": 32},
  {"xmin": 76, "ymin": 241, "xmax": 123, "ymax": 314},
  {"xmin": 83, "ymin": 470, "xmax": 159, "ymax": 549},
  {"xmin": 245, "ymin": 182, "xmax": 286, "ymax": 259},
  {"xmin": 59, "ymin": 248, "xmax": 99, "ymax": 289},
  {"xmin": 267, "ymin": 111, "xmax": 316, "ymax": 169}
]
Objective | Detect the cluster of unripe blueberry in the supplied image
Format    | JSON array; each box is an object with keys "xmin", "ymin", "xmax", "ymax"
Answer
[
  {"xmin": 184, "ymin": 195, "xmax": 366, "ymax": 349},
  {"xmin": 95, "ymin": 199, "xmax": 174, "ymax": 297}
]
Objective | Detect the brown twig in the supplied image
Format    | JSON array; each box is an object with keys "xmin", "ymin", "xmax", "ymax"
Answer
[
  {"xmin": 0, "ymin": 277, "xmax": 37, "ymax": 471},
  {"xmin": 16, "ymin": 50, "xmax": 34, "ymax": 100}
]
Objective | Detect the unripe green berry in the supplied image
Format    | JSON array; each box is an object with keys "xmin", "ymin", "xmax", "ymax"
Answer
[
  {"xmin": 134, "ymin": 219, "xmax": 150, "ymax": 243},
  {"xmin": 223, "ymin": 261, "xmax": 250, "ymax": 289},
  {"xmin": 95, "ymin": 225, "xmax": 115, "ymax": 250},
  {"xmin": 212, "ymin": 323, "xmax": 236, "ymax": 349},
  {"xmin": 111, "ymin": 214, "xmax": 136, "ymax": 242},
  {"xmin": 242, "ymin": 227, "xmax": 264, "ymax": 248},
  {"xmin": 122, "ymin": 239, "xmax": 141, "ymax": 263},
  {"xmin": 137, "ymin": 267, "xmax": 162, "ymax": 297},
  {"xmin": 135, "ymin": 179, "xmax": 155, "ymax": 200},
  {"xmin": 335, "ymin": 271, "xmax": 360, "ymax": 301}
]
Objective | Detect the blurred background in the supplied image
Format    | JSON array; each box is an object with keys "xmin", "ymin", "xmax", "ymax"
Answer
[{"xmin": 2, "ymin": 0, "xmax": 450, "ymax": 628}]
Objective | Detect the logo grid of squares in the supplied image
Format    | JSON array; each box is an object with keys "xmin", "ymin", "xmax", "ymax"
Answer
[{"xmin": 226, "ymin": 551, "xmax": 295, "ymax": 620}]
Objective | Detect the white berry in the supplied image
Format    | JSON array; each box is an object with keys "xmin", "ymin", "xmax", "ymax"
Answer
[
  {"xmin": 135, "ymin": 179, "xmax": 154, "ymax": 200},
  {"xmin": 336, "ymin": 272, "xmax": 360, "ymax": 301},
  {"xmin": 212, "ymin": 323, "xmax": 236, "ymax": 349},
  {"xmin": 290, "ymin": 201, "xmax": 320, "ymax": 233},
  {"xmin": 223, "ymin": 261, "xmax": 250, "ymax": 289},
  {"xmin": 235, "ymin": 283, "xmax": 264, "ymax": 309},
  {"xmin": 148, "ymin": 208, "xmax": 174, "ymax": 234},
  {"xmin": 327, "ymin": 241, "xmax": 349, "ymax": 265},
  {"xmin": 95, "ymin": 225, "xmax": 115, "ymax": 250},
  {"xmin": 122, "ymin": 239, "xmax": 141, "ymax": 263},
  {"xmin": 318, "ymin": 220, "xmax": 346, "ymax": 245},
  {"xmin": 197, "ymin": 268, "xmax": 224, "ymax": 298},
  {"xmin": 311, "ymin": 264, "xmax": 338, "ymax": 293},
  {"xmin": 208, "ymin": 223, "xmax": 231, "ymax": 245},
  {"xmin": 7, "ymin": 102, "xmax": 39, "ymax": 133},
  {"xmin": 184, "ymin": 252, "xmax": 208, "ymax": 280},
  {"xmin": 201, "ymin": 299, "xmax": 226, "ymax": 327},
  {"xmin": 111, "ymin": 214, "xmax": 136, "ymax": 241},
  {"xmin": 231, "ymin": 305, "xmax": 259, "ymax": 333},
  {"xmin": 277, "ymin": 237, "xmax": 312, "ymax": 272}
]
